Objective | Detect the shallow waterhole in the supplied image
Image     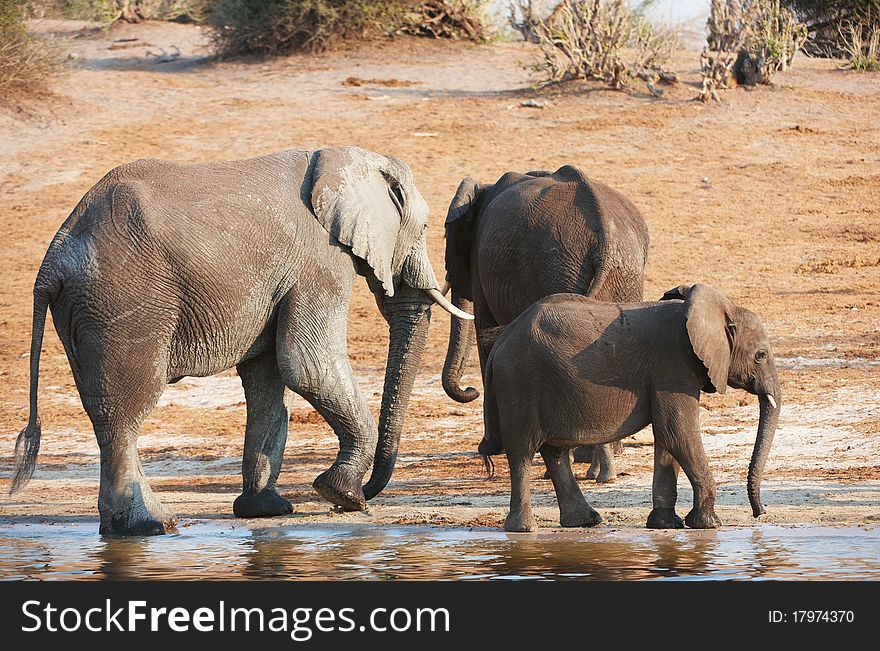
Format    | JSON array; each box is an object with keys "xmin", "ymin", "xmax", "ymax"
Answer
[{"xmin": 1, "ymin": 522, "xmax": 877, "ymax": 581}]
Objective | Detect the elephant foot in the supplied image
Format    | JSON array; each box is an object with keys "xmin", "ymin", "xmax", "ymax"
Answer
[
  {"xmin": 560, "ymin": 506, "xmax": 603, "ymax": 528},
  {"xmin": 646, "ymin": 508, "xmax": 685, "ymax": 529},
  {"xmin": 595, "ymin": 468, "xmax": 616, "ymax": 484},
  {"xmin": 313, "ymin": 467, "xmax": 367, "ymax": 512},
  {"xmin": 685, "ymin": 507, "xmax": 722, "ymax": 529},
  {"xmin": 504, "ymin": 511, "xmax": 537, "ymax": 532},
  {"xmin": 585, "ymin": 463, "xmax": 600, "ymax": 480},
  {"xmin": 233, "ymin": 487, "xmax": 293, "ymax": 518},
  {"xmin": 99, "ymin": 482, "xmax": 178, "ymax": 536},
  {"xmin": 100, "ymin": 508, "xmax": 178, "ymax": 537}
]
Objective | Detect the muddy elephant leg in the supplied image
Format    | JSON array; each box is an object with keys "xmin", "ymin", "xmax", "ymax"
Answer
[
  {"xmin": 540, "ymin": 445, "xmax": 602, "ymax": 528},
  {"xmin": 233, "ymin": 351, "xmax": 294, "ymax": 518},
  {"xmin": 276, "ymin": 292, "xmax": 375, "ymax": 512},
  {"xmin": 504, "ymin": 446, "xmax": 537, "ymax": 532},
  {"xmin": 646, "ymin": 443, "xmax": 684, "ymax": 529},
  {"xmin": 652, "ymin": 394, "xmax": 720, "ymax": 529},
  {"xmin": 77, "ymin": 370, "xmax": 176, "ymax": 536}
]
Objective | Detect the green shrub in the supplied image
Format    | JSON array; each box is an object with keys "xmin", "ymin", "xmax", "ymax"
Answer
[{"xmin": 0, "ymin": 0, "xmax": 63, "ymax": 103}]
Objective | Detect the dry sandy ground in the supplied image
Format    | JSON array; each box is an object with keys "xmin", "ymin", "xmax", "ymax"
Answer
[{"xmin": 1, "ymin": 20, "xmax": 878, "ymax": 532}]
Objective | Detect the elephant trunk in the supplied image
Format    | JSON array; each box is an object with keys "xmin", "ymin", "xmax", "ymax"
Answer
[
  {"xmin": 362, "ymin": 294, "xmax": 431, "ymax": 500},
  {"xmin": 747, "ymin": 373, "xmax": 781, "ymax": 518},
  {"xmin": 442, "ymin": 290, "xmax": 479, "ymax": 402}
]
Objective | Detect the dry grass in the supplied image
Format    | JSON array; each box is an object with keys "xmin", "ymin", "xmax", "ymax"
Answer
[{"xmin": 0, "ymin": 0, "xmax": 64, "ymax": 104}]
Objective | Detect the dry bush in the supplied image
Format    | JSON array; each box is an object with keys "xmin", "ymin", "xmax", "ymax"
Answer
[
  {"xmin": 512, "ymin": 0, "xmax": 679, "ymax": 92},
  {"xmin": 205, "ymin": 0, "xmax": 487, "ymax": 57},
  {"xmin": 840, "ymin": 21, "xmax": 880, "ymax": 69},
  {"xmin": 784, "ymin": 0, "xmax": 879, "ymax": 57},
  {"xmin": 398, "ymin": 0, "xmax": 488, "ymax": 41},
  {"xmin": 23, "ymin": 1, "xmax": 204, "ymax": 23},
  {"xmin": 699, "ymin": 0, "xmax": 806, "ymax": 102},
  {"xmin": 0, "ymin": 0, "xmax": 63, "ymax": 104}
]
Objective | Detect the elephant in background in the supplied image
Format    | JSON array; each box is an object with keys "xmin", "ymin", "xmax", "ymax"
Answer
[
  {"xmin": 442, "ymin": 165, "xmax": 650, "ymax": 481},
  {"xmin": 11, "ymin": 146, "xmax": 470, "ymax": 535},
  {"xmin": 480, "ymin": 284, "xmax": 781, "ymax": 532}
]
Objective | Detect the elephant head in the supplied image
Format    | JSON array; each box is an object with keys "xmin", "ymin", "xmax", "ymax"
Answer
[
  {"xmin": 308, "ymin": 147, "xmax": 472, "ymax": 500},
  {"xmin": 663, "ymin": 283, "xmax": 782, "ymax": 518},
  {"xmin": 441, "ymin": 176, "xmax": 487, "ymax": 402}
]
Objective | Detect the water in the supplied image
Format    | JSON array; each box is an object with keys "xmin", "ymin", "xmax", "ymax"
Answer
[{"xmin": 1, "ymin": 522, "xmax": 878, "ymax": 581}]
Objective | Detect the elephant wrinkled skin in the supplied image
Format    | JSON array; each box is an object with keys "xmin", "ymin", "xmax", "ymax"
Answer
[
  {"xmin": 11, "ymin": 146, "xmax": 469, "ymax": 536},
  {"xmin": 442, "ymin": 165, "xmax": 650, "ymax": 482},
  {"xmin": 480, "ymin": 284, "xmax": 781, "ymax": 532}
]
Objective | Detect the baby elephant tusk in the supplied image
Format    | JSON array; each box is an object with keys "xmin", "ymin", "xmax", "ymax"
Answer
[
  {"xmin": 440, "ymin": 280, "xmax": 451, "ymax": 297},
  {"xmin": 425, "ymin": 287, "xmax": 474, "ymax": 320},
  {"xmin": 765, "ymin": 395, "xmax": 777, "ymax": 409}
]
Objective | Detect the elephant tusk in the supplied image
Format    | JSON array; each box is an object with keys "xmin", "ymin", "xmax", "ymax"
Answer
[
  {"xmin": 440, "ymin": 280, "xmax": 451, "ymax": 297},
  {"xmin": 765, "ymin": 394, "xmax": 777, "ymax": 409},
  {"xmin": 425, "ymin": 288, "xmax": 474, "ymax": 320}
]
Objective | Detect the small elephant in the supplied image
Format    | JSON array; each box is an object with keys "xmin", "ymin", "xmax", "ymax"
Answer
[
  {"xmin": 479, "ymin": 284, "xmax": 781, "ymax": 532},
  {"xmin": 442, "ymin": 165, "xmax": 650, "ymax": 482},
  {"xmin": 11, "ymin": 146, "xmax": 471, "ymax": 536}
]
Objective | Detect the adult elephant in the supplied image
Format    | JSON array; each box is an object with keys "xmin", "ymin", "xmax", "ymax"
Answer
[
  {"xmin": 442, "ymin": 165, "xmax": 649, "ymax": 482},
  {"xmin": 10, "ymin": 146, "xmax": 471, "ymax": 536}
]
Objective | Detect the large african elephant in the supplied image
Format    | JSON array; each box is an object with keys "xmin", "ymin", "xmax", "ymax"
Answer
[
  {"xmin": 442, "ymin": 165, "xmax": 650, "ymax": 481},
  {"xmin": 10, "ymin": 146, "xmax": 471, "ymax": 536},
  {"xmin": 480, "ymin": 284, "xmax": 781, "ymax": 532}
]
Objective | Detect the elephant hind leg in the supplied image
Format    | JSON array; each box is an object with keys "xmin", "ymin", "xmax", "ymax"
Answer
[
  {"xmin": 73, "ymin": 352, "xmax": 176, "ymax": 536},
  {"xmin": 233, "ymin": 351, "xmax": 293, "ymax": 519},
  {"xmin": 504, "ymin": 449, "xmax": 538, "ymax": 533},
  {"xmin": 540, "ymin": 445, "xmax": 602, "ymax": 528}
]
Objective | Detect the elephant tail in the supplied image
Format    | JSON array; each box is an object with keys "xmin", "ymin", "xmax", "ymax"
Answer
[
  {"xmin": 477, "ymin": 353, "xmax": 504, "ymax": 476},
  {"xmin": 10, "ymin": 278, "xmax": 54, "ymax": 494}
]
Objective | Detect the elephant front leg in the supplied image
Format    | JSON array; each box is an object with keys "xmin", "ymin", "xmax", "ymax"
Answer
[
  {"xmin": 540, "ymin": 445, "xmax": 602, "ymax": 528},
  {"xmin": 646, "ymin": 443, "xmax": 684, "ymax": 529},
  {"xmin": 652, "ymin": 393, "xmax": 720, "ymax": 529},
  {"xmin": 233, "ymin": 351, "xmax": 294, "ymax": 518},
  {"xmin": 276, "ymin": 294, "xmax": 375, "ymax": 512}
]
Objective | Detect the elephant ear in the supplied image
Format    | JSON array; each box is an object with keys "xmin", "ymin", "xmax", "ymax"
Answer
[
  {"xmin": 310, "ymin": 147, "xmax": 415, "ymax": 297},
  {"xmin": 444, "ymin": 177, "xmax": 484, "ymax": 297},
  {"xmin": 445, "ymin": 177, "xmax": 482, "ymax": 226},
  {"xmin": 683, "ymin": 284, "xmax": 736, "ymax": 394},
  {"xmin": 660, "ymin": 284, "xmax": 692, "ymax": 301}
]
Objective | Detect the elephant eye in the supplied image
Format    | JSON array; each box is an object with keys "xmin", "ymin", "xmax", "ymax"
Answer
[{"xmin": 755, "ymin": 350, "xmax": 767, "ymax": 363}]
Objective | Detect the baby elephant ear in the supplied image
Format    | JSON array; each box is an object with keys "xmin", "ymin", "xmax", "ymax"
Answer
[
  {"xmin": 683, "ymin": 284, "xmax": 736, "ymax": 394},
  {"xmin": 660, "ymin": 284, "xmax": 692, "ymax": 301},
  {"xmin": 310, "ymin": 147, "xmax": 409, "ymax": 297}
]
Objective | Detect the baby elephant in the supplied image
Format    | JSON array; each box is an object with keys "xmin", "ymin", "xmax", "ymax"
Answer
[{"xmin": 479, "ymin": 284, "xmax": 781, "ymax": 532}]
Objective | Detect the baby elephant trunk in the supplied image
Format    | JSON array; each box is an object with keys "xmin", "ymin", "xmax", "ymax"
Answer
[{"xmin": 747, "ymin": 375, "xmax": 781, "ymax": 518}]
